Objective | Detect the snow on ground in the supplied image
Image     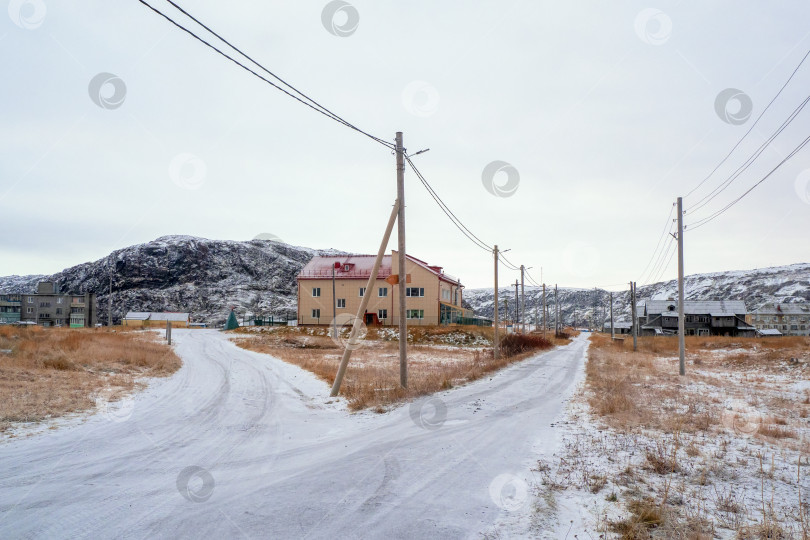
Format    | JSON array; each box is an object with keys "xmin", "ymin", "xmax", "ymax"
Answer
[
  {"xmin": 0, "ymin": 330, "xmax": 588, "ymax": 539},
  {"xmin": 512, "ymin": 342, "xmax": 810, "ymax": 539}
]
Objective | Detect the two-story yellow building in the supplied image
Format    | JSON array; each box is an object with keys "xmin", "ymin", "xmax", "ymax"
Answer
[{"xmin": 296, "ymin": 250, "xmax": 467, "ymax": 326}]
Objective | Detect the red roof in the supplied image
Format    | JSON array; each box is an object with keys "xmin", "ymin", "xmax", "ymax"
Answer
[{"xmin": 297, "ymin": 253, "xmax": 462, "ymax": 286}]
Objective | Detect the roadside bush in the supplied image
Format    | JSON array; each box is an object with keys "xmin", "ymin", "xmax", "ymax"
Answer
[{"xmin": 499, "ymin": 333, "xmax": 552, "ymax": 357}]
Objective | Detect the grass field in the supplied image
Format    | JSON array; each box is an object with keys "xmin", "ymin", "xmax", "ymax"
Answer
[
  {"xmin": 0, "ymin": 326, "xmax": 180, "ymax": 434},
  {"xmin": 532, "ymin": 333, "xmax": 810, "ymax": 539},
  {"xmin": 231, "ymin": 325, "xmax": 574, "ymax": 411}
]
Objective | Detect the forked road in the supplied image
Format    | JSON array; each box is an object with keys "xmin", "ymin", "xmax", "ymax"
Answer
[{"xmin": 0, "ymin": 330, "xmax": 588, "ymax": 539}]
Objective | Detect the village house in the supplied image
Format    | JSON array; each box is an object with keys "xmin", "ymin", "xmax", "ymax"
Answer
[
  {"xmin": 15, "ymin": 282, "xmax": 97, "ymax": 328},
  {"xmin": 296, "ymin": 250, "xmax": 473, "ymax": 326},
  {"xmin": 637, "ymin": 299, "xmax": 755, "ymax": 337},
  {"xmin": 747, "ymin": 303, "xmax": 810, "ymax": 336}
]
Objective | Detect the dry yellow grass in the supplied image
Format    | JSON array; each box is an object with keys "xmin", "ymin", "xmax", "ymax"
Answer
[
  {"xmin": 0, "ymin": 325, "xmax": 180, "ymax": 432},
  {"xmin": 587, "ymin": 332, "xmax": 810, "ymax": 449},
  {"xmin": 232, "ymin": 325, "xmax": 572, "ymax": 411}
]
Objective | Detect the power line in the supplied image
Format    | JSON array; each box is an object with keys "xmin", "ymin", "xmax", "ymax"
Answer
[
  {"xmin": 687, "ymin": 93, "xmax": 810, "ymax": 215},
  {"xmin": 686, "ymin": 132, "xmax": 810, "ymax": 231},
  {"xmin": 137, "ymin": 0, "xmax": 394, "ymax": 150},
  {"xmin": 405, "ymin": 157, "xmax": 493, "ymax": 252},
  {"xmin": 648, "ymin": 240, "xmax": 677, "ymax": 285},
  {"xmin": 684, "ymin": 48, "xmax": 810, "ymax": 199},
  {"xmin": 636, "ymin": 203, "xmax": 675, "ymax": 284}
]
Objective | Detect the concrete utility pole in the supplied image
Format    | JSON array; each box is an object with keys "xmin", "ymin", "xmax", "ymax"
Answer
[
  {"xmin": 542, "ymin": 283, "xmax": 547, "ymax": 339},
  {"xmin": 609, "ymin": 291, "xmax": 614, "ymax": 339},
  {"xmin": 493, "ymin": 245, "xmax": 499, "ymax": 359},
  {"xmin": 396, "ymin": 132, "xmax": 407, "ymax": 388},
  {"xmin": 630, "ymin": 281, "xmax": 638, "ymax": 351},
  {"xmin": 677, "ymin": 196, "xmax": 686, "ymax": 376},
  {"xmin": 504, "ymin": 298, "xmax": 509, "ymax": 326},
  {"xmin": 166, "ymin": 319, "xmax": 172, "ymax": 345},
  {"xmin": 554, "ymin": 284, "xmax": 559, "ymax": 336},
  {"xmin": 331, "ymin": 199, "xmax": 400, "ymax": 397},
  {"xmin": 520, "ymin": 265, "xmax": 525, "ymax": 334}
]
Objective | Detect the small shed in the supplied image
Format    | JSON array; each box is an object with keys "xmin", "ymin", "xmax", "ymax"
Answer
[
  {"xmin": 757, "ymin": 328, "xmax": 783, "ymax": 337},
  {"xmin": 123, "ymin": 312, "xmax": 190, "ymax": 328}
]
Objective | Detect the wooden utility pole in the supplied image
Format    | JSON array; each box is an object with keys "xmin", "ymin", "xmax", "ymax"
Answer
[
  {"xmin": 630, "ymin": 281, "xmax": 638, "ymax": 351},
  {"xmin": 677, "ymin": 196, "xmax": 686, "ymax": 376},
  {"xmin": 396, "ymin": 132, "xmax": 407, "ymax": 388},
  {"xmin": 493, "ymin": 245, "xmax": 499, "ymax": 359},
  {"xmin": 166, "ymin": 319, "xmax": 172, "ymax": 345},
  {"xmin": 108, "ymin": 270, "xmax": 113, "ymax": 327},
  {"xmin": 609, "ymin": 291, "xmax": 614, "ymax": 338},
  {"xmin": 520, "ymin": 265, "xmax": 526, "ymax": 333},
  {"xmin": 542, "ymin": 283, "xmax": 547, "ymax": 339},
  {"xmin": 331, "ymin": 200, "xmax": 400, "ymax": 397}
]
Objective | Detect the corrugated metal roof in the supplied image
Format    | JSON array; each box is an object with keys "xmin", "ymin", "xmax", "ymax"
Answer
[
  {"xmin": 759, "ymin": 329, "xmax": 783, "ymax": 335},
  {"xmin": 641, "ymin": 299, "xmax": 747, "ymax": 315},
  {"xmin": 297, "ymin": 253, "xmax": 462, "ymax": 285},
  {"xmin": 752, "ymin": 303, "xmax": 810, "ymax": 315},
  {"xmin": 124, "ymin": 312, "xmax": 189, "ymax": 322},
  {"xmin": 298, "ymin": 255, "xmax": 393, "ymax": 279}
]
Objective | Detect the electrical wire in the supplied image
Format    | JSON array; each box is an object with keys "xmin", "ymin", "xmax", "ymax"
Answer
[
  {"xmin": 137, "ymin": 0, "xmax": 394, "ymax": 150},
  {"xmin": 649, "ymin": 241, "xmax": 677, "ymax": 285},
  {"xmin": 686, "ymin": 132, "xmax": 810, "ymax": 231},
  {"xmin": 687, "ymin": 93, "xmax": 810, "ymax": 215},
  {"xmin": 405, "ymin": 157, "xmax": 493, "ymax": 253},
  {"xmin": 636, "ymin": 203, "xmax": 675, "ymax": 284},
  {"xmin": 684, "ymin": 48, "xmax": 810, "ymax": 199}
]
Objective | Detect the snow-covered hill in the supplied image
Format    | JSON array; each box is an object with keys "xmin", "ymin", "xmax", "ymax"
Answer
[
  {"xmin": 464, "ymin": 263, "xmax": 810, "ymax": 328},
  {"xmin": 0, "ymin": 236, "xmax": 341, "ymax": 326},
  {"xmin": 2, "ymin": 236, "xmax": 806, "ymax": 327}
]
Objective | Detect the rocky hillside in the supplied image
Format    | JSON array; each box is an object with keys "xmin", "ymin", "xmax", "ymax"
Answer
[
  {"xmin": 464, "ymin": 263, "xmax": 810, "ymax": 329},
  {"xmin": 2, "ymin": 236, "xmax": 807, "ymax": 328},
  {"xmin": 0, "ymin": 236, "xmax": 340, "ymax": 326}
]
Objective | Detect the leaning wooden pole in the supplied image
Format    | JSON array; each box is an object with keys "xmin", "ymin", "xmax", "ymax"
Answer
[{"xmin": 330, "ymin": 199, "xmax": 400, "ymax": 397}]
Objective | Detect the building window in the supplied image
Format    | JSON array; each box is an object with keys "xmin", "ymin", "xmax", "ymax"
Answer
[
  {"xmin": 359, "ymin": 287, "xmax": 365, "ymax": 297},
  {"xmin": 344, "ymin": 264, "xmax": 351, "ymax": 272},
  {"xmin": 405, "ymin": 287, "xmax": 425, "ymax": 297},
  {"xmin": 312, "ymin": 309, "xmax": 320, "ymax": 319},
  {"xmin": 337, "ymin": 299, "xmax": 346, "ymax": 308},
  {"xmin": 57, "ymin": 298, "xmax": 63, "ymax": 304},
  {"xmin": 27, "ymin": 297, "xmax": 33, "ymax": 303},
  {"xmin": 406, "ymin": 309, "xmax": 424, "ymax": 319},
  {"xmin": 27, "ymin": 307, "xmax": 34, "ymax": 314},
  {"xmin": 56, "ymin": 308, "xmax": 62, "ymax": 314},
  {"xmin": 378, "ymin": 309, "xmax": 388, "ymax": 320},
  {"xmin": 378, "ymin": 287, "xmax": 388, "ymax": 297},
  {"xmin": 312, "ymin": 287, "xmax": 321, "ymax": 297},
  {"xmin": 442, "ymin": 289, "xmax": 451, "ymax": 301}
]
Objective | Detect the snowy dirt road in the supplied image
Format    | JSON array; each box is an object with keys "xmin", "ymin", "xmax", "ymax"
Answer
[{"xmin": 0, "ymin": 330, "xmax": 588, "ymax": 539}]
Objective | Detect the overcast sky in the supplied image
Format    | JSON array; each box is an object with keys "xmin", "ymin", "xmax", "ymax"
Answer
[{"xmin": 2, "ymin": 0, "xmax": 809, "ymax": 290}]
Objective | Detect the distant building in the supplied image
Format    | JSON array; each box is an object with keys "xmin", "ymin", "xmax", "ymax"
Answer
[
  {"xmin": 748, "ymin": 303, "xmax": 810, "ymax": 336},
  {"xmin": 296, "ymin": 251, "xmax": 475, "ymax": 326},
  {"xmin": 122, "ymin": 312, "xmax": 190, "ymax": 328},
  {"xmin": 637, "ymin": 299, "xmax": 755, "ymax": 337},
  {"xmin": 0, "ymin": 294, "xmax": 21, "ymax": 324},
  {"xmin": 16, "ymin": 282, "xmax": 97, "ymax": 328},
  {"xmin": 602, "ymin": 321, "xmax": 632, "ymax": 335}
]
